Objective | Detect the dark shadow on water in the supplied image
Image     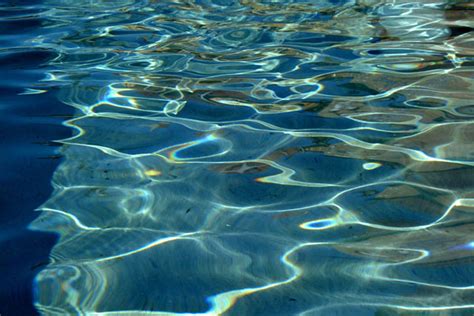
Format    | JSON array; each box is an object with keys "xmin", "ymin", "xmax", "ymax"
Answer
[{"xmin": 0, "ymin": 87, "xmax": 69, "ymax": 316}]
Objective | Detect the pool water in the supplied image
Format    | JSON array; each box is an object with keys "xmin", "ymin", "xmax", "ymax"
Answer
[{"xmin": 1, "ymin": 0, "xmax": 474, "ymax": 315}]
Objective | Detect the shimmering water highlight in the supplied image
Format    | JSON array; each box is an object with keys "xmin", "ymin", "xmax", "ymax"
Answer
[{"xmin": 13, "ymin": 0, "xmax": 474, "ymax": 314}]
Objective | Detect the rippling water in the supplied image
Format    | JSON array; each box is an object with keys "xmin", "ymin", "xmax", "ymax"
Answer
[{"xmin": 4, "ymin": 0, "xmax": 474, "ymax": 314}]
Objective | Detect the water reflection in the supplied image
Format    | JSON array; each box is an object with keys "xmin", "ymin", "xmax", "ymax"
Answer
[{"xmin": 25, "ymin": 0, "xmax": 474, "ymax": 314}]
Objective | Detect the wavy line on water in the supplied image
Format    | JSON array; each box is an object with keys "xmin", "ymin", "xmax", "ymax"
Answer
[{"xmin": 24, "ymin": 0, "xmax": 474, "ymax": 314}]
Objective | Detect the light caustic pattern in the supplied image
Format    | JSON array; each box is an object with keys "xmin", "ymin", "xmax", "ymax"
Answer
[{"xmin": 25, "ymin": 0, "xmax": 474, "ymax": 315}]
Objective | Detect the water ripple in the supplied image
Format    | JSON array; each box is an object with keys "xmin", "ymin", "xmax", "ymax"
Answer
[{"xmin": 18, "ymin": 0, "xmax": 474, "ymax": 314}]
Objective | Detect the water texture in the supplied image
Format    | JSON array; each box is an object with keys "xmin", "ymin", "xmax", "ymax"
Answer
[
  {"xmin": 11, "ymin": 0, "xmax": 474, "ymax": 314},
  {"xmin": 0, "ymin": 0, "xmax": 70, "ymax": 313}
]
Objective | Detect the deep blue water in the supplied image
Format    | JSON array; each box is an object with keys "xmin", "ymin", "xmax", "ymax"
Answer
[
  {"xmin": 0, "ymin": 2, "xmax": 67, "ymax": 315},
  {"xmin": 1, "ymin": 0, "xmax": 474, "ymax": 315}
]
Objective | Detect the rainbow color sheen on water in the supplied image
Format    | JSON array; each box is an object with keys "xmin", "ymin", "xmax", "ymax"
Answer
[{"xmin": 7, "ymin": 0, "xmax": 474, "ymax": 314}]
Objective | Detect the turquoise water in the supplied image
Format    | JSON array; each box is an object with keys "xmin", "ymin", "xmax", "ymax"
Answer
[{"xmin": 3, "ymin": 0, "xmax": 474, "ymax": 315}]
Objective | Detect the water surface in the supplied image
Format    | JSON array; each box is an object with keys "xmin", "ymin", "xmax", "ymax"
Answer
[{"xmin": 5, "ymin": 0, "xmax": 474, "ymax": 315}]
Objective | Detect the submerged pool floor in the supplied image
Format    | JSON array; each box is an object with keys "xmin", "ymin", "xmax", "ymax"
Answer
[{"xmin": 2, "ymin": 0, "xmax": 474, "ymax": 315}]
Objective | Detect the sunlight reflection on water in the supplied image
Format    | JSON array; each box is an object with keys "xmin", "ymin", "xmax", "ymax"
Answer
[{"xmin": 18, "ymin": 0, "xmax": 474, "ymax": 314}]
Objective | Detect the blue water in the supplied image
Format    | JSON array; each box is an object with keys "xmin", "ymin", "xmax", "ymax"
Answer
[{"xmin": 1, "ymin": 0, "xmax": 474, "ymax": 315}]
